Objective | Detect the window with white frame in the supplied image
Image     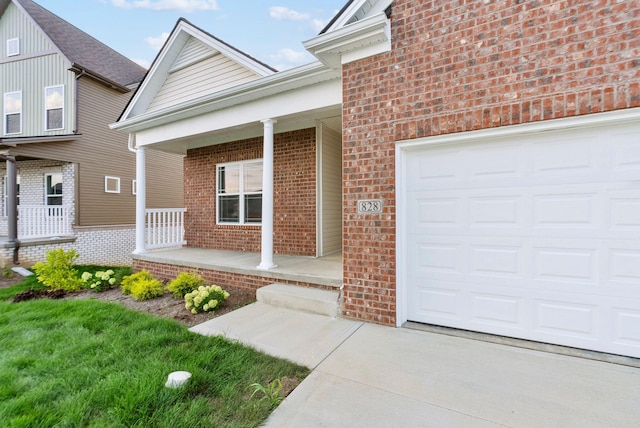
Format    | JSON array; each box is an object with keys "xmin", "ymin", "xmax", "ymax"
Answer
[
  {"xmin": 217, "ymin": 160, "xmax": 263, "ymax": 224},
  {"xmin": 3, "ymin": 175, "xmax": 20, "ymax": 217},
  {"xmin": 4, "ymin": 91, "xmax": 21, "ymax": 135},
  {"xmin": 45, "ymin": 172, "xmax": 63, "ymax": 206},
  {"xmin": 45, "ymin": 85, "xmax": 64, "ymax": 130},
  {"xmin": 7, "ymin": 38, "xmax": 19, "ymax": 56},
  {"xmin": 105, "ymin": 176, "xmax": 120, "ymax": 193}
]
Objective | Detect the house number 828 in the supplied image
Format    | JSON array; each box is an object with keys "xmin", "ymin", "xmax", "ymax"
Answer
[{"xmin": 358, "ymin": 199, "xmax": 383, "ymax": 214}]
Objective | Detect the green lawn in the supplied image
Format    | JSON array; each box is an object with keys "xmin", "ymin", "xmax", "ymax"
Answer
[{"xmin": 0, "ymin": 281, "xmax": 308, "ymax": 427}]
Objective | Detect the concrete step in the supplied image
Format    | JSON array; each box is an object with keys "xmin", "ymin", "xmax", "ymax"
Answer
[{"xmin": 256, "ymin": 283, "xmax": 340, "ymax": 317}]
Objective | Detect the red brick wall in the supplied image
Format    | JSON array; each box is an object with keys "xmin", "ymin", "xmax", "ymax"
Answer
[
  {"xmin": 184, "ymin": 128, "xmax": 317, "ymax": 256},
  {"xmin": 342, "ymin": 0, "xmax": 640, "ymax": 324},
  {"xmin": 133, "ymin": 259, "xmax": 327, "ymax": 293}
]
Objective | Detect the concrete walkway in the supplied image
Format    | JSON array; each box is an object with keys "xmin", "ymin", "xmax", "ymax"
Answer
[{"xmin": 190, "ymin": 303, "xmax": 640, "ymax": 428}]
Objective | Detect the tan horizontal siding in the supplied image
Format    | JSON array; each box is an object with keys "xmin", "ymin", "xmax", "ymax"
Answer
[{"xmin": 13, "ymin": 78, "xmax": 183, "ymax": 226}]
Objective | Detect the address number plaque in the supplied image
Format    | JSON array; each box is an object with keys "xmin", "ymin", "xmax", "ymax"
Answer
[{"xmin": 357, "ymin": 199, "xmax": 383, "ymax": 214}]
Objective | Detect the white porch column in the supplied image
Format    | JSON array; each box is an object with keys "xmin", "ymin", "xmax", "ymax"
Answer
[
  {"xmin": 134, "ymin": 146, "xmax": 147, "ymax": 254},
  {"xmin": 257, "ymin": 118, "xmax": 277, "ymax": 270}
]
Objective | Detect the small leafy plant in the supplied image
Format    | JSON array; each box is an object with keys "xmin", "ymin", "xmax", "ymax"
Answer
[
  {"xmin": 184, "ymin": 285, "xmax": 229, "ymax": 314},
  {"xmin": 33, "ymin": 248, "xmax": 83, "ymax": 292},
  {"xmin": 167, "ymin": 271, "xmax": 207, "ymax": 298},
  {"xmin": 81, "ymin": 270, "xmax": 117, "ymax": 292},
  {"xmin": 250, "ymin": 379, "xmax": 284, "ymax": 406},
  {"xmin": 121, "ymin": 270, "xmax": 164, "ymax": 301}
]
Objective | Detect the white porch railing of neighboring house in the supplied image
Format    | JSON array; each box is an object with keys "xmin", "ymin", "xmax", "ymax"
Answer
[
  {"xmin": 18, "ymin": 205, "xmax": 73, "ymax": 239},
  {"xmin": 145, "ymin": 208, "xmax": 187, "ymax": 250}
]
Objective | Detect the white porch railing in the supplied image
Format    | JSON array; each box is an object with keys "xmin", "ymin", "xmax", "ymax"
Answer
[
  {"xmin": 18, "ymin": 205, "xmax": 73, "ymax": 239},
  {"xmin": 145, "ymin": 208, "xmax": 186, "ymax": 250}
]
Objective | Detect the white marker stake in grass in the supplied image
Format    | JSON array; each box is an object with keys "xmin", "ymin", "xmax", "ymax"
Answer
[{"xmin": 165, "ymin": 371, "xmax": 191, "ymax": 388}]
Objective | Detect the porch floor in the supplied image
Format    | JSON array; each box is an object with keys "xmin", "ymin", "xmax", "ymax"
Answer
[{"xmin": 134, "ymin": 248, "xmax": 343, "ymax": 289}]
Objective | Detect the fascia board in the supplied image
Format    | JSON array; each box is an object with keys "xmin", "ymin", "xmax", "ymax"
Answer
[
  {"xmin": 324, "ymin": 0, "xmax": 369, "ymax": 33},
  {"xmin": 119, "ymin": 28, "xmax": 189, "ymax": 120},
  {"xmin": 111, "ymin": 62, "xmax": 338, "ymax": 132},
  {"xmin": 119, "ymin": 20, "xmax": 276, "ymax": 121},
  {"xmin": 134, "ymin": 78, "xmax": 341, "ymax": 148},
  {"xmin": 182, "ymin": 24, "xmax": 275, "ymax": 77},
  {"xmin": 304, "ymin": 12, "xmax": 390, "ymax": 67}
]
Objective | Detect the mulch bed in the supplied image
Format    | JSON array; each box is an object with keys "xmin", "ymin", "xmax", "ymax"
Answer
[{"xmin": 6, "ymin": 274, "xmax": 256, "ymax": 328}]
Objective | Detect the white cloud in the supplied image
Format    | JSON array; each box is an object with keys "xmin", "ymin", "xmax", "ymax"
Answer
[
  {"xmin": 269, "ymin": 48, "xmax": 312, "ymax": 70},
  {"xmin": 310, "ymin": 18, "xmax": 328, "ymax": 33},
  {"xmin": 133, "ymin": 58, "xmax": 152, "ymax": 69},
  {"xmin": 111, "ymin": 0, "xmax": 218, "ymax": 12},
  {"xmin": 269, "ymin": 6, "xmax": 309, "ymax": 21},
  {"xmin": 145, "ymin": 32, "xmax": 170, "ymax": 51}
]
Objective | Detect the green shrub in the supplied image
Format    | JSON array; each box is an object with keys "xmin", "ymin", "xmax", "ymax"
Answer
[
  {"xmin": 121, "ymin": 270, "xmax": 164, "ymax": 301},
  {"xmin": 32, "ymin": 248, "xmax": 82, "ymax": 292},
  {"xmin": 121, "ymin": 270, "xmax": 155, "ymax": 295},
  {"xmin": 185, "ymin": 285, "xmax": 230, "ymax": 314},
  {"xmin": 167, "ymin": 271, "xmax": 207, "ymax": 298},
  {"xmin": 130, "ymin": 278, "xmax": 164, "ymax": 301}
]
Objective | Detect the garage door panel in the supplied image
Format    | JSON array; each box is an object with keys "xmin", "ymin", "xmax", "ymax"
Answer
[
  {"xmin": 470, "ymin": 244, "xmax": 523, "ymax": 278},
  {"xmin": 406, "ymin": 148, "xmax": 465, "ymax": 191},
  {"xmin": 413, "ymin": 287, "xmax": 461, "ymax": 320},
  {"xmin": 532, "ymin": 246, "xmax": 598, "ymax": 285},
  {"xmin": 467, "ymin": 142, "xmax": 525, "ymax": 181},
  {"xmin": 412, "ymin": 196, "xmax": 463, "ymax": 228},
  {"xmin": 402, "ymin": 122, "xmax": 640, "ymax": 357},
  {"xmin": 609, "ymin": 127, "xmax": 640, "ymax": 180},
  {"xmin": 608, "ymin": 191, "xmax": 640, "ymax": 237},
  {"xmin": 533, "ymin": 299, "xmax": 599, "ymax": 339},
  {"xmin": 608, "ymin": 247, "xmax": 640, "ymax": 288},
  {"xmin": 531, "ymin": 135, "xmax": 598, "ymax": 178},
  {"xmin": 468, "ymin": 194, "xmax": 524, "ymax": 228},
  {"xmin": 470, "ymin": 293, "xmax": 523, "ymax": 328},
  {"xmin": 612, "ymin": 307, "xmax": 640, "ymax": 349},
  {"xmin": 532, "ymin": 191, "xmax": 600, "ymax": 231}
]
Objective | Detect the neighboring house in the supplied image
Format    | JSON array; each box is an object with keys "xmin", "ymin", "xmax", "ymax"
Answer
[
  {"xmin": 0, "ymin": 0, "xmax": 183, "ymax": 266},
  {"xmin": 112, "ymin": 0, "xmax": 640, "ymax": 358}
]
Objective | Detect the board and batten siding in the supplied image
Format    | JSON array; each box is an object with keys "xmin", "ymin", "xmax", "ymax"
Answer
[
  {"xmin": 1, "ymin": 2, "xmax": 75, "ymax": 136},
  {"xmin": 0, "ymin": 2, "xmax": 55, "ymax": 57},
  {"xmin": 320, "ymin": 124, "xmax": 342, "ymax": 256},
  {"xmin": 12, "ymin": 78, "xmax": 184, "ymax": 226},
  {"xmin": 147, "ymin": 37, "xmax": 261, "ymax": 112}
]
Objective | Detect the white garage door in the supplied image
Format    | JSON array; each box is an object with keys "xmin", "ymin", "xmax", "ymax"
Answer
[{"xmin": 402, "ymin": 119, "xmax": 640, "ymax": 357}]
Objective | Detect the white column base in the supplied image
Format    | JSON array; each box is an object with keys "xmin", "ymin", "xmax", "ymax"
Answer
[{"xmin": 256, "ymin": 262, "xmax": 278, "ymax": 271}]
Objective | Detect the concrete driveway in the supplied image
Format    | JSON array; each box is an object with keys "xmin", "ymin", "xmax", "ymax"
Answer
[{"xmin": 191, "ymin": 303, "xmax": 640, "ymax": 427}]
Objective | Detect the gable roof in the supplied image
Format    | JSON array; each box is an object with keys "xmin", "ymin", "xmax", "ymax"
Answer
[
  {"xmin": 119, "ymin": 18, "xmax": 277, "ymax": 121},
  {"xmin": 320, "ymin": 0, "xmax": 392, "ymax": 34},
  {"xmin": 6, "ymin": 0, "xmax": 146, "ymax": 90},
  {"xmin": 304, "ymin": 0, "xmax": 393, "ymax": 68}
]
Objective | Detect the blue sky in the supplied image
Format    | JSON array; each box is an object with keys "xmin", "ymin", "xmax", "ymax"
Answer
[{"xmin": 34, "ymin": 0, "xmax": 347, "ymax": 70}]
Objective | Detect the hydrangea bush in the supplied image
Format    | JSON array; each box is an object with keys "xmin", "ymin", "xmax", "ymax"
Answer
[
  {"xmin": 185, "ymin": 285, "xmax": 230, "ymax": 314},
  {"xmin": 81, "ymin": 270, "xmax": 116, "ymax": 292}
]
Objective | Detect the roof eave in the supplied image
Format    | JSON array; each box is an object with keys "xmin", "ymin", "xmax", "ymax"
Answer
[
  {"xmin": 70, "ymin": 64, "xmax": 133, "ymax": 92},
  {"xmin": 304, "ymin": 11, "xmax": 391, "ymax": 68}
]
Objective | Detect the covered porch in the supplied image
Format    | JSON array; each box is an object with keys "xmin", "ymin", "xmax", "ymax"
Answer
[{"xmin": 133, "ymin": 247, "xmax": 342, "ymax": 290}]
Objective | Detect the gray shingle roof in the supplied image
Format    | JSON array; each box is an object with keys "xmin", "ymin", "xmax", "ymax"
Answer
[{"xmin": 14, "ymin": 0, "xmax": 147, "ymax": 88}]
